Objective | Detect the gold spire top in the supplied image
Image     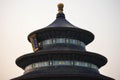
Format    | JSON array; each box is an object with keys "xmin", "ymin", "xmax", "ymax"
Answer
[{"xmin": 57, "ymin": 3, "xmax": 64, "ymax": 13}]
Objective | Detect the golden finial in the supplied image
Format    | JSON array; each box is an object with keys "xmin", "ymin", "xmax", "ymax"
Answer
[{"xmin": 57, "ymin": 3, "xmax": 64, "ymax": 13}]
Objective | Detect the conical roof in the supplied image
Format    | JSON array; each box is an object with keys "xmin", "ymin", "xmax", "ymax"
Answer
[
  {"xmin": 28, "ymin": 3, "xmax": 94, "ymax": 45},
  {"xmin": 46, "ymin": 13, "xmax": 76, "ymax": 28}
]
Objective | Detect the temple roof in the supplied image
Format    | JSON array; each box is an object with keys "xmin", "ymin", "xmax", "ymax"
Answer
[
  {"xmin": 46, "ymin": 13, "xmax": 77, "ymax": 28},
  {"xmin": 28, "ymin": 3, "xmax": 94, "ymax": 45}
]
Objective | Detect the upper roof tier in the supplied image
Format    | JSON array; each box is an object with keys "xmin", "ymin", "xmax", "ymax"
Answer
[{"xmin": 28, "ymin": 3, "xmax": 94, "ymax": 45}]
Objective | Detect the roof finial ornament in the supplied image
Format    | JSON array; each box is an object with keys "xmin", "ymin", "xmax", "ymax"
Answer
[{"xmin": 57, "ymin": 3, "xmax": 64, "ymax": 13}]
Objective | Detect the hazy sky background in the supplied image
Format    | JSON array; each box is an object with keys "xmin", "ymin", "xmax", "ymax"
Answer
[{"xmin": 0, "ymin": 0, "xmax": 120, "ymax": 80}]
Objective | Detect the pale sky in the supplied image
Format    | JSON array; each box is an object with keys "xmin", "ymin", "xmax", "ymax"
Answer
[{"xmin": 0, "ymin": 0, "xmax": 120, "ymax": 80}]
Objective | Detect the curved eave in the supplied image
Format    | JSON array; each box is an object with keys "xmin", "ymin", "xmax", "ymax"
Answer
[
  {"xmin": 28, "ymin": 13, "xmax": 94, "ymax": 45},
  {"xmin": 11, "ymin": 73, "xmax": 114, "ymax": 80},
  {"xmin": 16, "ymin": 50, "xmax": 107, "ymax": 69},
  {"xmin": 28, "ymin": 27, "xmax": 94, "ymax": 45}
]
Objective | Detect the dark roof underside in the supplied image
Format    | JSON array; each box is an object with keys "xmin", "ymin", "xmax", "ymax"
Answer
[{"xmin": 11, "ymin": 73, "xmax": 114, "ymax": 80}]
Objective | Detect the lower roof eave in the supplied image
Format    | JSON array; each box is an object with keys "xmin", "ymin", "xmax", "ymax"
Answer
[
  {"xmin": 16, "ymin": 49, "xmax": 107, "ymax": 69},
  {"xmin": 11, "ymin": 73, "xmax": 114, "ymax": 80}
]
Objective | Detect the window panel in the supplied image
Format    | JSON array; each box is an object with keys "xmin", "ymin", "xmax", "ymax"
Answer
[
  {"xmin": 24, "ymin": 60, "xmax": 98, "ymax": 74},
  {"xmin": 66, "ymin": 38, "xmax": 69, "ymax": 43},
  {"xmin": 41, "ymin": 38, "xmax": 85, "ymax": 48},
  {"xmin": 56, "ymin": 38, "xmax": 65, "ymax": 43},
  {"xmin": 52, "ymin": 39, "xmax": 56, "ymax": 44},
  {"xmin": 53, "ymin": 61, "xmax": 72, "ymax": 66},
  {"xmin": 81, "ymin": 42, "xmax": 85, "ymax": 47}
]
